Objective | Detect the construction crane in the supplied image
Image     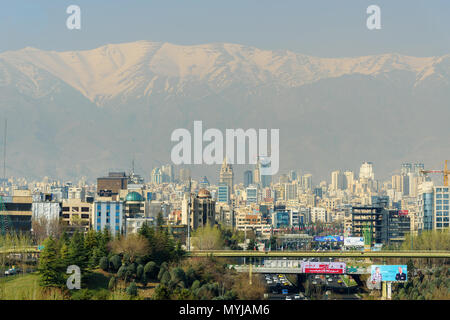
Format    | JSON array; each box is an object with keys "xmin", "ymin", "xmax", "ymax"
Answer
[{"xmin": 420, "ymin": 160, "xmax": 450, "ymax": 186}]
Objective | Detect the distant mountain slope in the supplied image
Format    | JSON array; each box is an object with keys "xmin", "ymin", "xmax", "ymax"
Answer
[{"xmin": 0, "ymin": 41, "xmax": 449, "ymax": 181}]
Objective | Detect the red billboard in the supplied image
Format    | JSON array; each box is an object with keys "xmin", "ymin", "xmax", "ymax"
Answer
[
  {"xmin": 301, "ymin": 262, "xmax": 346, "ymax": 274},
  {"xmin": 398, "ymin": 210, "xmax": 409, "ymax": 216}
]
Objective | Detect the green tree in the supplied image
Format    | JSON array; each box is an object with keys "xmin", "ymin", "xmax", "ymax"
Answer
[
  {"xmin": 136, "ymin": 264, "xmax": 144, "ymax": 280},
  {"xmin": 99, "ymin": 257, "xmax": 109, "ymax": 271},
  {"xmin": 38, "ymin": 237, "xmax": 64, "ymax": 287},
  {"xmin": 126, "ymin": 282, "xmax": 138, "ymax": 296},
  {"xmin": 108, "ymin": 276, "xmax": 116, "ymax": 290},
  {"xmin": 191, "ymin": 226, "xmax": 224, "ymax": 250},
  {"xmin": 144, "ymin": 261, "xmax": 157, "ymax": 279}
]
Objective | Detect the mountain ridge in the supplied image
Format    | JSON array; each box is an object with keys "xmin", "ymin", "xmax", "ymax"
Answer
[
  {"xmin": 1, "ymin": 41, "xmax": 450, "ymax": 182},
  {"xmin": 1, "ymin": 41, "xmax": 448, "ymax": 106}
]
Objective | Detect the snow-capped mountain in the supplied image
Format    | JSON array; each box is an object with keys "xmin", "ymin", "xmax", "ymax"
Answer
[
  {"xmin": 0, "ymin": 41, "xmax": 449, "ymax": 181},
  {"xmin": 1, "ymin": 41, "xmax": 449, "ymax": 105}
]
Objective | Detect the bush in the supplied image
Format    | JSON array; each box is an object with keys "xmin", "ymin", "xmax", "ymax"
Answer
[
  {"xmin": 109, "ymin": 255, "xmax": 122, "ymax": 272},
  {"xmin": 126, "ymin": 282, "xmax": 138, "ymax": 296},
  {"xmin": 160, "ymin": 271, "xmax": 171, "ymax": 286},
  {"xmin": 99, "ymin": 257, "xmax": 109, "ymax": 271},
  {"xmin": 93, "ymin": 289, "xmax": 110, "ymax": 300},
  {"xmin": 71, "ymin": 289, "xmax": 93, "ymax": 300},
  {"xmin": 144, "ymin": 261, "xmax": 157, "ymax": 279},
  {"xmin": 108, "ymin": 276, "xmax": 116, "ymax": 290},
  {"xmin": 117, "ymin": 265, "xmax": 127, "ymax": 279},
  {"xmin": 136, "ymin": 264, "xmax": 144, "ymax": 280}
]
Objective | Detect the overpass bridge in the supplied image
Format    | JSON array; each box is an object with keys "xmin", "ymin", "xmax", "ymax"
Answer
[
  {"xmin": 229, "ymin": 265, "xmax": 369, "ymax": 274},
  {"xmin": 187, "ymin": 250, "xmax": 450, "ymax": 259}
]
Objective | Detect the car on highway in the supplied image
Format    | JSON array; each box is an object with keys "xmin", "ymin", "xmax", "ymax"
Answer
[
  {"xmin": 285, "ymin": 296, "xmax": 292, "ymax": 300},
  {"xmin": 4, "ymin": 268, "xmax": 17, "ymax": 276}
]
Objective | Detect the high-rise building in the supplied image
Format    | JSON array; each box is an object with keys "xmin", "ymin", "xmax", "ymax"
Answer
[
  {"xmin": 179, "ymin": 168, "xmax": 191, "ymax": 183},
  {"xmin": 260, "ymin": 157, "xmax": 272, "ymax": 188},
  {"xmin": 414, "ymin": 163, "xmax": 425, "ymax": 174},
  {"xmin": 161, "ymin": 164, "xmax": 174, "ymax": 183},
  {"xmin": 433, "ymin": 186, "xmax": 449, "ymax": 230},
  {"xmin": 284, "ymin": 182, "xmax": 298, "ymax": 201},
  {"xmin": 401, "ymin": 163, "xmax": 413, "ymax": 175},
  {"xmin": 94, "ymin": 201, "xmax": 124, "ymax": 236},
  {"xmin": 219, "ymin": 158, "xmax": 234, "ymax": 193},
  {"xmin": 302, "ymin": 174, "xmax": 313, "ymax": 191},
  {"xmin": 217, "ymin": 182, "xmax": 229, "ymax": 204},
  {"xmin": 182, "ymin": 189, "xmax": 216, "ymax": 230},
  {"xmin": 289, "ymin": 170, "xmax": 298, "ymax": 182},
  {"xmin": 199, "ymin": 176, "xmax": 210, "ymax": 189},
  {"xmin": 97, "ymin": 172, "xmax": 128, "ymax": 199},
  {"xmin": 253, "ymin": 159, "xmax": 261, "ymax": 185},
  {"xmin": 392, "ymin": 174, "xmax": 402, "ymax": 192},
  {"xmin": 244, "ymin": 170, "xmax": 253, "ymax": 188},
  {"xmin": 351, "ymin": 206, "xmax": 410, "ymax": 245},
  {"xmin": 359, "ymin": 162, "xmax": 374, "ymax": 180},
  {"xmin": 246, "ymin": 185, "xmax": 258, "ymax": 205},
  {"xmin": 151, "ymin": 167, "xmax": 163, "ymax": 184},
  {"xmin": 331, "ymin": 170, "xmax": 344, "ymax": 191},
  {"xmin": 343, "ymin": 170, "xmax": 354, "ymax": 191},
  {"xmin": 417, "ymin": 181, "xmax": 434, "ymax": 231}
]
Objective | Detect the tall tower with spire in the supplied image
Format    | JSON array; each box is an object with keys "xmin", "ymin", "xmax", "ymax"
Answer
[
  {"xmin": 219, "ymin": 158, "xmax": 234, "ymax": 193},
  {"xmin": 253, "ymin": 157, "xmax": 261, "ymax": 185}
]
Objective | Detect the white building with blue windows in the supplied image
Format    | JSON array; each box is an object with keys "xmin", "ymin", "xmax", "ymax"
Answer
[
  {"xmin": 94, "ymin": 201, "xmax": 124, "ymax": 236},
  {"xmin": 434, "ymin": 186, "xmax": 449, "ymax": 230}
]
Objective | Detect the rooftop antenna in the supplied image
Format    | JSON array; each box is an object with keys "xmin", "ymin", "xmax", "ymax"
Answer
[{"xmin": 187, "ymin": 176, "xmax": 192, "ymax": 251}]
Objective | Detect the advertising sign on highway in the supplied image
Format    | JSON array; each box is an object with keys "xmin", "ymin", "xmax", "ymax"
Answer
[
  {"xmin": 301, "ymin": 261, "xmax": 346, "ymax": 274},
  {"xmin": 370, "ymin": 265, "xmax": 407, "ymax": 283},
  {"xmin": 344, "ymin": 237, "xmax": 364, "ymax": 247},
  {"xmin": 313, "ymin": 235, "xmax": 344, "ymax": 242}
]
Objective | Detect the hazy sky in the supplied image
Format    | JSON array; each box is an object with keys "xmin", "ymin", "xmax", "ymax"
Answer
[{"xmin": 1, "ymin": 0, "xmax": 449, "ymax": 57}]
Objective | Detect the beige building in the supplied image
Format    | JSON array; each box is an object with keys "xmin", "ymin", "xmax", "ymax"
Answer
[{"xmin": 62, "ymin": 199, "xmax": 93, "ymax": 233}]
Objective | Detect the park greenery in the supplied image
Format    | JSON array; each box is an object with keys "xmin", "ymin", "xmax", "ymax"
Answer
[
  {"xmin": 16, "ymin": 223, "xmax": 265, "ymax": 300},
  {"xmin": 393, "ymin": 265, "xmax": 450, "ymax": 300},
  {"xmin": 1, "ymin": 223, "xmax": 449, "ymax": 300}
]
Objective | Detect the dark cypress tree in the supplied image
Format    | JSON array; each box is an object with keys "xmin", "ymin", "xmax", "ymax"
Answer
[{"xmin": 38, "ymin": 236, "xmax": 64, "ymax": 287}]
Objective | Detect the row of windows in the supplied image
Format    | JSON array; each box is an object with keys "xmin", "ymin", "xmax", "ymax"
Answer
[
  {"xmin": 435, "ymin": 194, "xmax": 449, "ymax": 199},
  {"xmin": 97, "ymin": 218, "xmax": 120, "ymax": 224},
  {"xmin": 435, "ymin": 200, "xmax": 449, "ymax": 204},
  {"xmin": 436, "ymin": 223, "xmax": 449, "ymax": 228},
  {"xmin": 97, "ymin": 226, "xmax": 120, "ymax": 231},
  {"xmin": 97, "ymin": 211, "xmax": 121, "ymax": 217},
  {"xmin": 435, "ymin": 188, "xmax": 449, "ymax": 192},
  {"xmin": 96, "ymin": 204, "xmax": 121, "ymax": 211}
]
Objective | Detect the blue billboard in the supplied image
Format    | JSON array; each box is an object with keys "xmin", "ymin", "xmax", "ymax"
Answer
[
  {"xmin": 313, "ymin": 235, "xmax": 344, "ymax": 242},
  {"xmin": 370, "ymin": 265, "xmax": 407, "ymax": 282}
]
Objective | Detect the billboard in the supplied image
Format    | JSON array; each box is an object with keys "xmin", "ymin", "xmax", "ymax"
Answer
[
  {"xmin": 301, "ymin": 261, "xmax": 346, "ymax": 274},
  {"xmin": 313, "ymin": 235, "xmax": 344, "ymax": 242},
  {"xmin": 370, "ymin": 265, "xmax": 407, "ymax": 283},
  {"xmin": 344, "ymin": 237, "xmax": 364, "ymax": 246}
]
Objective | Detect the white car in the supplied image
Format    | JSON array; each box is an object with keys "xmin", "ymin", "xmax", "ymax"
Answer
[
  {"xmin": 4, "ymin": 268, "xmax": 17, "ymax": 275},
  {"xmin": 285, "ymin": 296, "xmax": 292, "ymax": 300}
]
